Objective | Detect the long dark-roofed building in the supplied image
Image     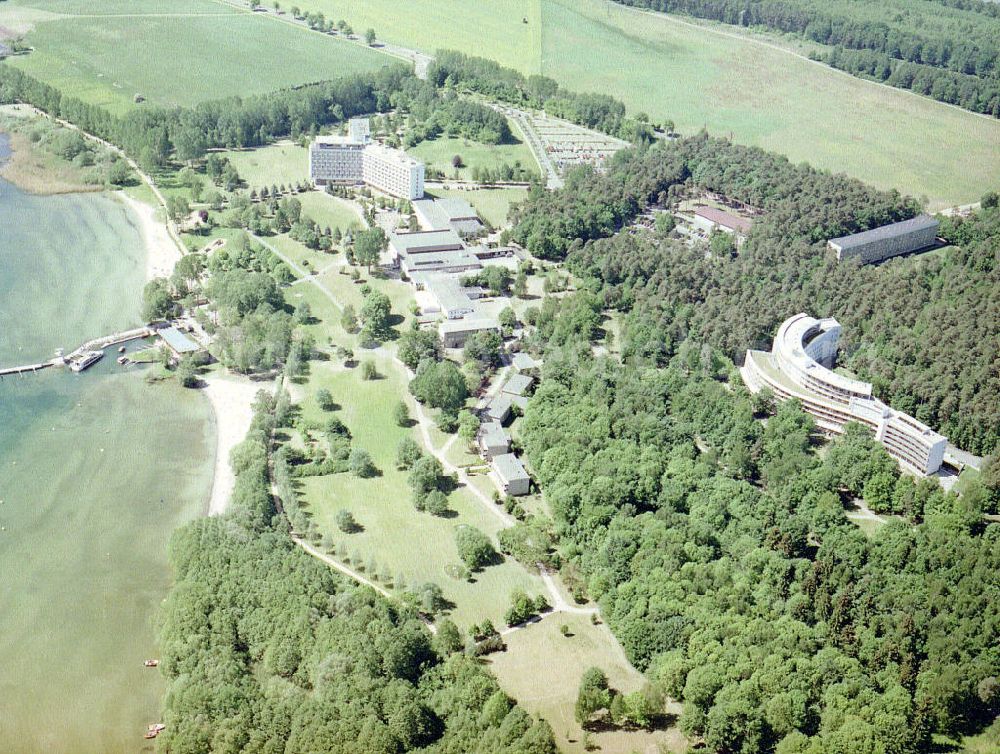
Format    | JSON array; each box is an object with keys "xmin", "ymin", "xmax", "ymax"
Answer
[{"xmin": 828, "ymin": 214, "xmax": 938, "ymax": 264}]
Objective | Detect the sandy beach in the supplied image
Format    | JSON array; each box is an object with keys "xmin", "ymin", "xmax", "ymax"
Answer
[
  {"xmin": 201, "ymin": 375, "xmax": 272, "ymax": 516},
  {"xmin": 118, "ymin": 192, "xmax": 182, "ymax": 281}
]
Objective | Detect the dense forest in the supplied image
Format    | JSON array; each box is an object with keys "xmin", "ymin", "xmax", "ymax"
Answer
[
  {"xmin": 609, "ymin": 0, "xmax": 1000, "ymax": 116},
  {"xmin": 158, "ymin": 393, "xmax": 557, "ymax": 753},
  {"xmin": 517, "ymin": 256, "xmax": 1000, "ymax": 753},
  {"xmin": 508, "ymin": 134, "xmax": 1000, "ymax": 455},
  {"xmin": 520, "ymin": 337, "xmax": 999, "ymax": 753}
]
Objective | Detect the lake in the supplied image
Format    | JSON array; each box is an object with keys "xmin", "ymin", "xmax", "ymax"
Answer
[{"xmin": 0, "ymin": 134, "xmax": 213, "ymax": 752}]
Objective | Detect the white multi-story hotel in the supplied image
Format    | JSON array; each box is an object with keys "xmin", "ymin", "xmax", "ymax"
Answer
[
  {"xmin": 741, "ymin": 313, "xmax": 946, "ymax": 475},
  {"xmin": 308, "ymin": 118, "xmax": 425, "ymax": 200}
]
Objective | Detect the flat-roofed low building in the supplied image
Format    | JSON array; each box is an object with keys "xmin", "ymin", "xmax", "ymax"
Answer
[
  {"xmin": 390, "ymin": 229, "xmax": 482, "ymax": 276},
  {"xmin": 439, "ymin": 317, "xmax": 500, "ymax": 348},
  {"xmin": 412, "ymin": 197, "xmax": 485, "ymax": 237},
  {"xmin": 828, "ymin": 215, "xmax": 938, "ymax": 265},
  {"xmin": 692, "ymin": 206, "xmax": 753, "ymax": 234},
  {"xmin": 490, "ymin": 453, "xmax": 530, "ymax": 497},
  {"xmin": 501, "ymin": 373, "xmax": 534, "ymax": 398},
  {"xmin": 484, "ymin": 395, "xmax": 513, "ymax": 425},
  {"xmin": 512, "ymin": 353, "xmax": 538, "ymax": 372},
  {"xmin": 159, "ymin": 326, "xmax": 201, "ymax": 356},
  {"xmin": 741, "ymin": 313, "xmax": 947, "ymax": 475},
  {"xmin": 423, "ymin": 277, "xmax": 476, "ymax": 319},
  {"xmin": 478, "ymin": 421, "xmax": 510, "ymax": 459}
]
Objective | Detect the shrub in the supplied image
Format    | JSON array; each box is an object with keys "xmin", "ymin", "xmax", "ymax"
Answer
[{"xmin": 348, "ymin": 448, "xmax": 376, "ymax": 478}]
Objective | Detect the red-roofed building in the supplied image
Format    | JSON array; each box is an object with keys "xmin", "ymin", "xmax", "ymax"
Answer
[{"xmin": 693, "ymin": 206, "xmax": 753, "ymax": 234}]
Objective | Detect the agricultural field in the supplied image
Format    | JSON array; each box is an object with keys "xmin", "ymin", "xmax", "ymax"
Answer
[
  {"xmin": 407, "ymin": 134, "xmax": 538, "ymax": 182},
  {"xmin": 0, "ymin": 0, "xmax": 392, "ymax": 115},
  {"xmin": 292, "ymin": 0, "xmax": 1000, "ymax": 209},
  {"xmin": 488, "ymin": 613, "xmax": 686, "ymax": 754}
]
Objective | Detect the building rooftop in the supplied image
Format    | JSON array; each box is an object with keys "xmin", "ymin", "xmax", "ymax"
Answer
[
  {"xmin": 159, "ymin": 326, "xmax": 200, "ymax": 353},
  {"xmin": 365, "ymin": 141, "xmax": 423, "ymax": 168},
  {"xmin": 425, "ymin": 276, "xmax": 474, "ymax": 314},
  {"xmin": 480, "ymin": 421, "xmax": 509, "ymax": 447},
  {"xmin": 413, "ymin": 197, "xmax": 484, "ymax": 235},
  {"xmin": 403, "ymin": 250, "xmax": 482, "ymax": 273},
  {"xmin": 694, "ymin": 206, "xmax": 752, "ymax": 233},
  {"xmin": 828, "ymin": 214, "xmax": 938, "ymax": 251},
  {"xmin": 493, "ymin": 453, "xmax": 529, "ymax": 483},
  {"xmin": 486, "ymin": 395, "xmax": 513, "ymax": 420},
  {"xmin": 439, "ymin": 317, "xmax": 499, "ymax": 334},
  {"xmin": 512, "ymin": 353, "xmax": 537, "ymax": 371},
  {"xmin": 390, "ymin": 228, "xmax": 465, "ymax": 255},
  {"xmin": 502, "ymin": 373, "xmax": 535, "ymax": 397}
]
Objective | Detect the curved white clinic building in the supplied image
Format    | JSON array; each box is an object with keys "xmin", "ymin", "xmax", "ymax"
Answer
[{"xmin": 741, "ymin": 313, "xmax": 946, "ymax": 475}]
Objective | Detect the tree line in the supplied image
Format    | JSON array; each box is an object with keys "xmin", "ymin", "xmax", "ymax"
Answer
[
  {"xmin": 428, "ymin": 50, "xmax": 657, "ymax": 142},
  {"xmin": 609, "ymin": 0, "xmax": 1000, "ymax": 116},
  {"xmin": 0, "ymin": 63, "xmax": 415, "ymax": 169}
]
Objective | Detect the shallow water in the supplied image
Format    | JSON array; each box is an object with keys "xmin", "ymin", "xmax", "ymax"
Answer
[{"xmin": 0, "ymin": 137, "xmax": 213, "ymax": 752}]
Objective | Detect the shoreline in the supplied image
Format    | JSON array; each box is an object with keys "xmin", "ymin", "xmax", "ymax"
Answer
[
  {"xmin": 200, "ymin": 374, "xmax": 271, "ymax": 516},
  {"xmin": 117, "ymin": 192, "xmax": 182, "ymax": 282}
]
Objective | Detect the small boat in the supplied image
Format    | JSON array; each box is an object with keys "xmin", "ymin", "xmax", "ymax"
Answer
[
  {"xmin": 144, "ymin": 731, "xmax": 158, "ymax": 740},
  {"xmin": 117, "ymin": 356, "xmax": 129, "ymax": 365},
  {"xmin": 143, "ymin": 659, "xmax": 159, "ymax": 667},
  {"xmin": 118, "ymin": 345, "xmax": 126, "ymax": 353}
]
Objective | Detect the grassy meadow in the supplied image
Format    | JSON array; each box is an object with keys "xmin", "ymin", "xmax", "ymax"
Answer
[
  {"xmin": 488, "ymin": 613, "xmax": 687, "ymax": 754},
  {"xmin": 425, "ymin": 186, "xmax": 529, "ymax": 228},
  {"xmin": 218, "ymin": 142, "xmax": 309, "ymax": 189},
  {"xmin": 407, "ymin": 134, "xmax": 539, "ymax": 181},
  {"xmin": 281, "ymin": 278, "xmax": 546, "ymax": 628},
  {"xmin": 292, "ymin": 0, "xmax": 1000, "ymax": 208},
  {"xmin": 1, "ymin": 0, "xmax": 392, "ymax": 114}
]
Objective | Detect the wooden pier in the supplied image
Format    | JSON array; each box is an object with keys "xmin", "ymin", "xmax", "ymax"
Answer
[{"xmin": 0, "ymin": 327, "xmax": 155, "ymax": 379}]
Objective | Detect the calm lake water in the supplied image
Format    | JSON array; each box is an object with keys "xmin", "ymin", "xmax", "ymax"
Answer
[{"xmin": 0, "ymin": 135, "xmax": 213, "ymax": 752}]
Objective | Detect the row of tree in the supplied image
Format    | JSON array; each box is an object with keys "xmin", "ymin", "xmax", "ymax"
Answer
[
  {"xmin": 428, "ymin": 50, "xmax": 657, "ymax": 142},
  {"xmin": 0, "ymin": 63, "xmax": 416, "ymax": 169}
]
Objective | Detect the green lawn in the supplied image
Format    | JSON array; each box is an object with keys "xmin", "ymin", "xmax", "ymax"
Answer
[
  {"xmin": 218, "ymin": 142, "xmax": 309, "ymax": 190},
  {"xmin": 296, "ymin": 191, "xmax": 365, "ymax": 233},
  {"xmin": 292, "ymin": 0, "xmax": 1000, "ymax": 209},
  {"xmin": 293, "ymin": 357, "xmax": 544, "ymax": 628},
  {"xmin": 488, "ymin": 613, "xmax": 687, "ymax": 754},
  {"xmin": 2, "ymin": 0, "xmax": 393, "ymax": 115},
  {"xmin": 407, "ymin": 134, "xmax": 539, "ymax": 181},
  {"xmin": 425, "ymin": 186, "xmax": 528, "ymax": 228}
]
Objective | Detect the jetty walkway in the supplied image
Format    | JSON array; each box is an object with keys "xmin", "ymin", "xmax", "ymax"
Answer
[{"xmin": 0, "ymin": 326, "xmax": 155, "ymax": 378}]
